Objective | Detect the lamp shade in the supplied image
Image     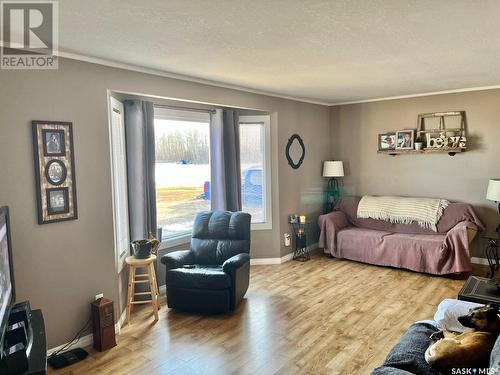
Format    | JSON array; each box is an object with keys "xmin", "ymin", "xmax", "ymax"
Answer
[
  {"xmin": 323, "ymin": 161, "xmax": 344, "ymax": 177},
  {"xmin": 487, "ymin": 179, "xmax": 500, "ymax": 202}
]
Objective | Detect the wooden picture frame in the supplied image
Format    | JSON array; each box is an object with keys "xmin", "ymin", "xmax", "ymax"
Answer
[
  {"xmin": 378, "ymin": 133, "xmax": 396, "ymax": 151},
  {"xmin": 32, "ymin": 121, "xmax": 77, "ymax": 224},
  {"xmin": 396, "ymin": 130, "xmax": 415, "ymax": 150}
]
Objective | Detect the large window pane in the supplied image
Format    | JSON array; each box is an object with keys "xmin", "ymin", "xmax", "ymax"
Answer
[
  {"xmin": 154, "ymin": 117, "xmax": 210, "ymax": 240},
  {"xmin": 239, "ymin": 123, "xmax": 265, "ymax": 223}
]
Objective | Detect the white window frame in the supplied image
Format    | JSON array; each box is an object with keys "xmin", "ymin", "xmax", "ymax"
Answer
[
  {"xmin": 108, "ymin": 96, "xmax": 130, "ymax": 273},
  {"xmin": 154, "ymin": 107, "xmax": 211, "ymax": 248},
  {"xmin": 155, "ymin": 107, "xmax": 210, "ymax": 123},
  {"xmin": 239, "ymin": 115, "xmax": 273, "ymax": 230}
]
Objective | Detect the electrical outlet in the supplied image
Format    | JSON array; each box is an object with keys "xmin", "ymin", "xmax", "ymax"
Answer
[
  {"xmin": 284, "ymin": 233, "xmax": 291, "ymax": 247},
  {"xmin": 95, "ymin": 293, "xmax": 104, "ymax": 300}
]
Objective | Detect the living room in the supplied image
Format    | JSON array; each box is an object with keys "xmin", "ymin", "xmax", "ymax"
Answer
[{"xmin": 0, "ymin": 1, "xmax": 500, "ymax": 374}]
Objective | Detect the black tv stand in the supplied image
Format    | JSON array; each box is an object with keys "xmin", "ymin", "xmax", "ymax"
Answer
[{"xmin": 1, "ymin": 302, "xmax": 47, "ymax": 374}]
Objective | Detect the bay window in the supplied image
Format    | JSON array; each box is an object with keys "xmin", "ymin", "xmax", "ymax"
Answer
[
  {"xmin": 154, "ymin": 107, "xmax": 211, "ymax": 245},
  {"xmin": 153, "ymin": 109, "xmax": 272, "ymax": 247},
  {"xmin": 239, "ymin": 115, "xmax": 272, "ymax": 229}
]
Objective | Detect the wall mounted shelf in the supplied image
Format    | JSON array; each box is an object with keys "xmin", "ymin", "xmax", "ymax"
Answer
[
  {"xmin": 378, "ymin": 111, "xmax": 468, "ymax": 157},
  {"xmin": 378, "ymin": 147, "xmax": 465, "ymax": 156}
]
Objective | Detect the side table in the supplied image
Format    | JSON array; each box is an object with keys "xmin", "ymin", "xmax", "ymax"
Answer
[
  {"xmin": 290, "ymin": 221, "xmax": 310, "ymax": 261},
  {"xmin": 125, "ymin": 255, "xmax": 160, "ymax": 324},
  {"xmin": 482, "ymin": 232, "xmax": 500, "ymax": 278},
  {"xmin": 458, "ymin": 275, "xmax": 500, "ymax": 307}
]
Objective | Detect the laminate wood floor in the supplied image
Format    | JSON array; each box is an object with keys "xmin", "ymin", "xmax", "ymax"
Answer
[{"xmin": 48, "ymin": 254, "xmax": 486, "ymax": 375}]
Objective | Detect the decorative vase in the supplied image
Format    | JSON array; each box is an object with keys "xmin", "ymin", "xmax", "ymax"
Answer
[
  {"xmin": 130, "ymin": 239, "xmax": 153, "ymax": 259},
  {"xmin": 414, "ymin": 142, "xmax": 423, "ymax": 150}
]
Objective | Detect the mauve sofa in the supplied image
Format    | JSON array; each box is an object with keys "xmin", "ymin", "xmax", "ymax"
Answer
[{"xmin": 318, "ymin": 197, "xmax": 485, "ymax": 275}]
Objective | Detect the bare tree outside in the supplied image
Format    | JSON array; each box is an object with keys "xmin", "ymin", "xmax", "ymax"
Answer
[
  {"xmin": 155, "ymin": 130, "xmax": 209, "ymax": 164},
  {"xmin": 154, "ymin": 120, "xmax": 210, "ymax": 239}
]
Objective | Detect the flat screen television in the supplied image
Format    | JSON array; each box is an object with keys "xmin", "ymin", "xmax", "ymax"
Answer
[{"xmin": 0, "ymin": 206, "xmax": 15, "ymax": 359}]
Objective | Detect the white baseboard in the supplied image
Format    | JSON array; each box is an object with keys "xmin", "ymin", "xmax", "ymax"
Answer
[
  {"xmin": 250, "ymin": 243, "xmax": 319, "ymax": 265},
  {"xmin": 471, "ymin": 257, "xmax": 489, "ymax": 266},
  {"xmin": 47, "ymin": 307, "xmax": 127, "ymax": 356}
]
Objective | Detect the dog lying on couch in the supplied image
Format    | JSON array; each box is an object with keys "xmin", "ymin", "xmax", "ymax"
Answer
[
  {"xmin": 425, "ymin": 305, "xmax": 500, "ymax": 372},
  {"xmin": 372, "ymin": 300, "xmax": 500, "ymax": 375}
]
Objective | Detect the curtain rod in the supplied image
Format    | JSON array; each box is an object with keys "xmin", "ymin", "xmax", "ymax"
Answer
[{"xmin": 154, "ymin": 104, "xmax": 216, "ymax": 114}]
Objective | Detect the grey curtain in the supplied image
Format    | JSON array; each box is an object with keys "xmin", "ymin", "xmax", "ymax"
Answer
[
  {"xmin": 210, "ymin": 109, "xmax": 242, "ymax": 211},
  {"xmin": 123, "ymin": 100, "xmax": 157, "ymax": 241}
]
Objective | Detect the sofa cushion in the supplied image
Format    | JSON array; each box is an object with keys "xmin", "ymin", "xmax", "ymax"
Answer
[
  {"xmin": 166, "ymin": 265, "xmax": 231, "ymax": 290},
  {"xmin": 372, "ymin": 322, "xmax": 441, "ymax": 375},
  {"xmin": 434, "ymin": 298, "xmax": 483, "ymax": 333},
  {"xmin": 192, "ymin": 211, "xmax": 251, "ymax": 240},
  {"xmin": 337, "ymin": 228, "xmax": 447, "ymax": 274},
  {"xmin": 191, "ymin": 211, "xmax": 251, "ymax": 264}
]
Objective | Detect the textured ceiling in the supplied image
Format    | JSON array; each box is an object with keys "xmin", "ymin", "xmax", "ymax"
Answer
[{"xmin": 57, "ymin": 0, "xmax": 500, "ymax": 104}]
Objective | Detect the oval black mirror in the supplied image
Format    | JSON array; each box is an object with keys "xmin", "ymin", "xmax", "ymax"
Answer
[{"xmin": 285, "ymin": 134, "xmax": 305, "ymax": 169}]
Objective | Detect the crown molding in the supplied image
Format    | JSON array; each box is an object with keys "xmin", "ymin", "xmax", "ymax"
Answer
[
  {"xmin": 56, "ymin": 50, "xmax": 331, "ymax": 106},
  {"xmin": 329, "ymin": 85, "xmax": 500, "ymax": 106},
  {"xmin": 3, "ymin": 43, "xmax": 499, "ymax": 107},
  {"xmin": 58, "ymin": 51, "xmax": 500, "ymax": 106}
]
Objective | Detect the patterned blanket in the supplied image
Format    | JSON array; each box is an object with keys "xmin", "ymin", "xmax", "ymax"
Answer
[{"xmin": 357, "ymin": 196, "xmax": 449, "ymax": 232}]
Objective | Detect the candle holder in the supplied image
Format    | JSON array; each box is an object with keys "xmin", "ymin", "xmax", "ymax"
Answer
[{"xmin": 290, "ymin": 221, "xmax": 310, "ymax": 261}]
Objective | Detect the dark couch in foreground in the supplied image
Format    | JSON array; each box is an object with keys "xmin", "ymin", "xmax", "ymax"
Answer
[{"xmin": 373, "ymin": 301, "xmax": 500, "ymax": 374}]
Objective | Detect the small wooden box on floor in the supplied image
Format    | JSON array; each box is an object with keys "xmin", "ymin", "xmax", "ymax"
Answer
[{"xmin": 91, "ymin": 298, "xmax": 116, "ymax": 351}]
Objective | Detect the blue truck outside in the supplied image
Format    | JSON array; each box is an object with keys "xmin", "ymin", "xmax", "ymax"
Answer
[{"xmin": 202, "ymin": 166, "xmax": 262, "ymax": 206}]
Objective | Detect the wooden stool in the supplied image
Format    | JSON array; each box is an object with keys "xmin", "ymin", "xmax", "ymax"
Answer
[{"xmin": 125, "ymin": 255, "xmax": 160, "ymax": 323}]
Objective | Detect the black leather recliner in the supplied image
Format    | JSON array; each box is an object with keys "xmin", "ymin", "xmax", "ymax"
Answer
[{"xmin": 160, "ymin": 211, "xmax": 251, "ymax": 313}]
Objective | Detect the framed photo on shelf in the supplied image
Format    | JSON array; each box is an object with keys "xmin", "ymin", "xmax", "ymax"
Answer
[
  {"xmin": 32, "ymin": 121, "xmax": 77, "ymax": 224},
  {"xmin": 378, "ymin": 133, "xmax": 396, "ymax": 151},
  {"xmin": 396, "ymin": 130, "xmax": 415, "ymax": 149}
]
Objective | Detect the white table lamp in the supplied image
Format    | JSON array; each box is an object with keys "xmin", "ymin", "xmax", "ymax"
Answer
[
  {"xmin": 323, "ymin": 161, "xmax": 344, "ymax": 213},
  {"xmin": 323, "ymin": 161, "xmax": 344, "ymax": 178}
]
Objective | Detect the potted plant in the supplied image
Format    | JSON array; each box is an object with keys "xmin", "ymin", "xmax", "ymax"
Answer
[{"xmin": 414, "ymin": 135, "xmax": 424, "ymax": 150}]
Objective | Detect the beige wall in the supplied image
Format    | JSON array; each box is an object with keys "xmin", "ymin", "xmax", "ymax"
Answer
[
  {"xmin": 1, "ymin": 55, "xmax": 497, "ymax": 351},
  {"xmin": 330, "ymin": 89, "xmax": 500, "ymax": 256},
  {"xmin": 0, "ymin": 58, "xmax": 330, "ymax": 348}
]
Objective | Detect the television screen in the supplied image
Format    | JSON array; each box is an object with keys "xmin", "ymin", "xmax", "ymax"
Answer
[{"xmin": 0, "ymin": 207, "xmax": 14, "ymax": 355}]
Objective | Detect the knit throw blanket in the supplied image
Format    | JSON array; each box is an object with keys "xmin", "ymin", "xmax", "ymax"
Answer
[{"xmin": 357, "ymin": 196, "xmax": 449, "ymax": 232}]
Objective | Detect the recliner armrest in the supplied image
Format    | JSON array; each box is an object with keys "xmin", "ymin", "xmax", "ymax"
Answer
[
  {"xmin": 222, "ymin": 253, "xmax": 250, "ymax": 273},
  {"xmin": 161, "ymin": 250, "xmax": 194, "ymax": 270}
]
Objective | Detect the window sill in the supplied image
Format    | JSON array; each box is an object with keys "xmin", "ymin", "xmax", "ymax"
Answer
[
  {"xmin": 251, "ymin": 222, "xmax": 272, "ymax": 231},
  {"xmin": 159, "ymin": 233, "xmax": 191, "ymax": 250}
]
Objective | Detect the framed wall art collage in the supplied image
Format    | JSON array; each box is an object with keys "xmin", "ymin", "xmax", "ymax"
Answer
[{"xmin": 32, "ymin": 121, "xmax": 78, "ymax": 224}]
